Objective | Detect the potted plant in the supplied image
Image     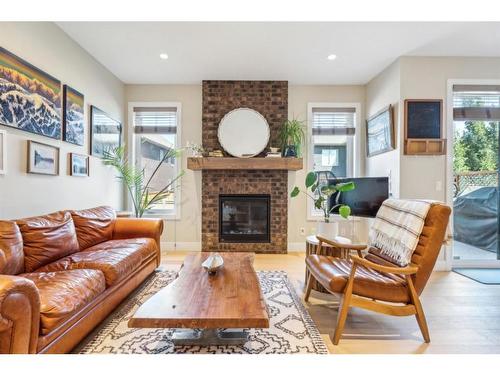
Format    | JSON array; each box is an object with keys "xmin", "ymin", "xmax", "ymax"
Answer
[
  {"xmin": 279, "ymin": 118, "xmax": 306, "ymax": 157},
  {"xmin": 291, "ymin": 171, "xmax": 355, "ymax": 238},
  {"xmin": 102, "ymin": 145, "xmax": 184, "ymax": 218}
]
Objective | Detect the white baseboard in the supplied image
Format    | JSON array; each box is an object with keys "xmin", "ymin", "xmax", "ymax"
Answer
[
  {"xmin": 161, "ymin": 241, "xmax": 201, "ymax": 252},
  {"xmin": 287, "ymin": 242, "xmax": 306, "ymax": 252},
  {"xmin": 433, "ymin": 260, "xmax": 450, "ymax": 271}
]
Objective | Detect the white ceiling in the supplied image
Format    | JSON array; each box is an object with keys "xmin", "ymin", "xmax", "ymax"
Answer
[{"xmin": 57, "ymin": 22, "xmax": 500, "ymax": 85}]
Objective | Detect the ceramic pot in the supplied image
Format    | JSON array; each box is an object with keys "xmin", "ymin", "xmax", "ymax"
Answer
[{"xmin": 316, "ymin": 221, "xmax": 338, "ymax": 239}]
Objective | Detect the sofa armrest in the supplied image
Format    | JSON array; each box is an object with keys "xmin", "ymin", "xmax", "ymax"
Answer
[
  {"xmin": 0, "ymin": 275, "xmax": 40, "ymax": 353},
  {"xmin": 112, "ymin": 218, "xmax": 164, "ymax": 264}
]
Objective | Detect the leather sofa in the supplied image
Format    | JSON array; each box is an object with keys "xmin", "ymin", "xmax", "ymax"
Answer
[{"xmin": 0, "ymin": 206, "xmax": 163, "ymax": 354}]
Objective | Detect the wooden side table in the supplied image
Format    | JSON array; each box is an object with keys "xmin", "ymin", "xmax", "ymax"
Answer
[{"xmin": 305, "ymin": 235, "xmax": 364, "ymax": 293}]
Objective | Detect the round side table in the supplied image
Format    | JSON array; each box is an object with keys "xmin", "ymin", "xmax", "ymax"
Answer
[{"xmin": 305, "ymin": 235, "xmax": 354, "ymax": 293}]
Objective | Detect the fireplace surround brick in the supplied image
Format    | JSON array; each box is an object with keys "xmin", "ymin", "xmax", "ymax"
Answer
[{"xmin": 201, "ymin": 80, "xmax": 289, "ymax": 254}]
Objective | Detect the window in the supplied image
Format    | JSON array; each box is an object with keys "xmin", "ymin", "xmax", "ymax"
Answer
[
  {"xmin": 307, "ymin": 103, "xmax": 358, "ymax": 219},
  {"xmin": 130, "ymin": 103, "xmax": 181, "ymax": 218}
]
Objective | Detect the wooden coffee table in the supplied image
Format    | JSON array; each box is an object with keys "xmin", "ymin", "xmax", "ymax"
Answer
[{"xmin": 128, "ymin": 252, "xmax": 269, "ymax": 346}]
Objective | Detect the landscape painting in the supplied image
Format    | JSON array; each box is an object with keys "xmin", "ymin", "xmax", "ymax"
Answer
[
  {"xmin": 63, "ymin": 85, "xmax": 84, "ymax": 145},
  {"xmin": 27, "ymin": 140, "xmax": 59, "ymax": 175},
  {"xmin": 90, "ymin": 105, "xmax": 121, "ymax": 158},
  {"xmin": 366, "ymin": 105, "xmax": 394, "ymax": 157},
  {"xmin": 0, "ymin": 47, "xmax": 61, "ymax": 139},
  {"xmin": 70, "ymin": 153, "xmax": 89, "ymax": 176}
]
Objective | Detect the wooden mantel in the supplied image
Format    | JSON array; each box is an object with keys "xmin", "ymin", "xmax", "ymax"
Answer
[{"xmin": 187, "ymin": 157, "xmax": 303, "ymax": 171}]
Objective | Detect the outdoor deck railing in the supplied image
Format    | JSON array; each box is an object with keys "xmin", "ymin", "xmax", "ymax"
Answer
[{"xmin": 454, "ymin": 170, "xmax": 498, "ymax": 197}]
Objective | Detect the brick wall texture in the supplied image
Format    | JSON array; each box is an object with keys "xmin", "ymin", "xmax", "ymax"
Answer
[{"xmin": 201, "ymin": 80, "xmax": 288, "ymax": 254}]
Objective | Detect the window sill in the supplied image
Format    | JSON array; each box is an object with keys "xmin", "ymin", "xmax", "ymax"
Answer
[{"xmin": 142, "ymin": 213, "xmax": 181, "ymax": 221}]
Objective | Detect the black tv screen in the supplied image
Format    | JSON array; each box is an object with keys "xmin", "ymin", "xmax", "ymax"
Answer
[{"xmin": 328, "ymin": 177, "xmax": 389, "ymax": 218}]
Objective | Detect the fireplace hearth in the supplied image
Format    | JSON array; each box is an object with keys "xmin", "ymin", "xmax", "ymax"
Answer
[{"xmin": 219, "ymin": 195, "xmax": 270, "ymax": 243}]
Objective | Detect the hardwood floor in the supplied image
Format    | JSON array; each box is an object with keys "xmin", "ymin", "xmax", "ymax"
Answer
[{"xmin": 162, "ymin": 251, "xmax": 500, "ymax": 354}]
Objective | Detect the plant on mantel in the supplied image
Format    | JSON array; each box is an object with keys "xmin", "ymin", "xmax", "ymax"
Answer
[
  {"xmin": 278, "ymin": 118, "xmax": 306, "ymax": 157},
  {"xmin": 102, "ymin": 145, "xmax": 184, "ymax": 218},
  {"xmin": 291, "ymin": 171, "xmax": 355, "ymax": 221}
]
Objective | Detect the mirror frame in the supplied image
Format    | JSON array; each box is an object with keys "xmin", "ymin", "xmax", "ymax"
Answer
[{"xmin": 217, "ymin": 108, "xmax": 270, "ymax": 158}]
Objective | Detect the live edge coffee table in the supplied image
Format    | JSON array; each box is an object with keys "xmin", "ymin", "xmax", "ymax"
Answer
[{"xmin": 128, "ymin": 252, "xmax": 270, "ymax": 346}]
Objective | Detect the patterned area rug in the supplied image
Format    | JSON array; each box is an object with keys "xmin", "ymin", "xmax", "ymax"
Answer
[{"xmin": 77, "ymin": 270, "xmax": 328, "ymax": 354}]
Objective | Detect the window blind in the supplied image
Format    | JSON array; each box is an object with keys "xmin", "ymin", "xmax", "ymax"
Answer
[
  {"xmin": 133, "ymin": 106, "xmax": 177, "ymax": 134},
  {"xmin": 453, "ymin": 85, "xmax": 500, "ymax": 121},
  {"xmin": 312, "ymin": 107, "xmax": 356, "ymax": 135}
]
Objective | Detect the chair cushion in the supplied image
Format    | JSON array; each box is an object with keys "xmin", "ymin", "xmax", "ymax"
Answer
[
  {"xmin": 0, "ymin": 220, "xmax": 24, "ymax": 275},
  {"xmin": 69, "ymin": 206, "xmax": 116, "ymax": 250},
  {"xmin": 36, "ymin": 238, "xmax": 157, "ymax": 287},
  {"xmin": 21, "ymin": 269, "xmax": 106, "ymax": 335},
  {"xmin": 306, "ymin": 255, "xmax": 409, "ymax": 303},
  {"xmin": 16, "ymin": 211, "xmax": 80, "ymax": 273}
]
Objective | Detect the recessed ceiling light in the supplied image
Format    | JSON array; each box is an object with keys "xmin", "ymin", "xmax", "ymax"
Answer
[
  {"xmin": 159, "ymin": 53, "xmax": 169, "ymax": 60},
  {"xmin": 327, "ymin": 54, "xmax": 337, "ymax": 61}
]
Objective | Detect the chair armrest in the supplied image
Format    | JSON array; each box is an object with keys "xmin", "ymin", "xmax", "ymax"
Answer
[
  {"xmin": 350, "ymin": 255, "xmax": 418, "ymax": 275},
  {"xmin": 0, "ymin": 275, "xmax": 40, "ymax": 353},
  {"xmin": 113, "ymin": 218, "xmax": 164, "ymax": 265},
  {"xmin": 316, "ymin": 236, "xmax": 367, "ymax": 251}
]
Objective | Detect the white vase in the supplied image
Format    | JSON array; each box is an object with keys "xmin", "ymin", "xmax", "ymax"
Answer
[{"xmin": 316, "ymin": 221, "xmax": 338, "ymax": 239}]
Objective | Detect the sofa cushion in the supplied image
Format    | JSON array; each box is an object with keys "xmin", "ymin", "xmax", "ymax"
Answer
[
  {"xmin": 16, "ymin": 212, "xmax": 80, "ymax": 273},
  {"xmin": 36, "ymin": 238, "xmax": 157, "ymax": 287},
  {"xmin": 21, "ymin": 269, "xmax": 106, "ymax": 335},
  {"xmin": 70, "ymin": 206, "xmax": 116, "ymax": 250},
  {"xmin": 0, "ymin": 221, "xmax": 24, "ymax": 275}
]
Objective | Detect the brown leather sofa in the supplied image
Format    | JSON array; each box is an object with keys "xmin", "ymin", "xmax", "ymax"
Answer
[{"xmin": 0, "ymin": 206, "xmax": 163, "ymax": 354}]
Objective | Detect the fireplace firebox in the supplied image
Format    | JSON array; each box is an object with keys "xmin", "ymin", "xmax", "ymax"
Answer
[{"xmin": 219, "ymin": 194, "xmax": 271, "ymax": 243}]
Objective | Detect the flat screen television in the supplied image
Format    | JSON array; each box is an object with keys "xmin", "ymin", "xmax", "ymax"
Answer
[{"xmin": 328, "ymin": 177, "xmax": 389, "ymax": 218}]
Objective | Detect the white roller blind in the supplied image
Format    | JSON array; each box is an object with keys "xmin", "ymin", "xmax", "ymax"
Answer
[
  {"xmin": 133, "ymin": 107, "xmax": 178, "ymax": 134},
  {"xmin": 312, "ymin": 107, "xmax": 356, "ymax": 135},
  {"xmin": 453, "ymin": 85, "xmax": 500, "ymax": 121}
]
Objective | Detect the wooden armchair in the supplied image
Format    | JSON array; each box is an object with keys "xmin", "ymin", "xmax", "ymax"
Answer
[{"xmin": 304, "ymin": 203, "xmax": 451, "ymax": 345}]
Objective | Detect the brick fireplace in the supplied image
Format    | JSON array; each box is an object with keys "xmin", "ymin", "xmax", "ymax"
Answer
[{"xmin": 201, "ymin": 80, "xmax": 289, "ymax": 254}]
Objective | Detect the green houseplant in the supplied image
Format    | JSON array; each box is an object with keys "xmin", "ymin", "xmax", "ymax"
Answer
[
  {"xmin": 279, "ymin": 118, "xmax": 306, "ymax": 157},
  {"xmin": 291, "ymin": 171, "xmax": 355, "ymax": 237},
  {"xmin": 102, "ymin": 145, "xmax": 184, "ymax": 218}
]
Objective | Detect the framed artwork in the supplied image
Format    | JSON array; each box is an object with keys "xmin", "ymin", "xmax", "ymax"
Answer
[
  {"xmin": 63, "ymin": 85, "xmax": 85, "ymax": 146},
  {"xmin": 366, "ymin": 105, "xmax": 394, "ymax": 157},
  {"xmin": 27, "ymin": 140, "xmax": 59, "ymax": 175},
  {"xmin": 90, "ymin": 105, "xmax": 121, "ymax": 158},
  {"xmin": 70, "ymin": 153, "xmax": 89, "ymax": 176},
  {"xmin": 0, "ymin": 129, "xmax": 6, "ymax": 174},
  {"xmin": 405, "ymin": 99, "xmax": 442, "ymax": 139},
  {"xmin": 0, "ymin": 47, "xmax": 62, "ymax": 139}
]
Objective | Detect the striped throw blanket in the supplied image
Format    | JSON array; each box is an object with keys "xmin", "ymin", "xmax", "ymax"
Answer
[{"xmin": 369, "ymin": 199, "xmax": 432, "ymax": 266}]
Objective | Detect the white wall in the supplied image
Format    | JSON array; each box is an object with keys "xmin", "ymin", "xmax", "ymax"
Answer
[
  {"xmin": 0, "ymin": 22, "xmax": 125, "ymax": 219},
  {"xmin": 365, "ymin": 60, "xmax": 401, "ymax": 198}
]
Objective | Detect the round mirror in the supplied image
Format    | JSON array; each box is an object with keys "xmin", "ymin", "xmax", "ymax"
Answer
[{"xmin": 217, "ymin": 108, "xmax": 270, "ymax": 158}]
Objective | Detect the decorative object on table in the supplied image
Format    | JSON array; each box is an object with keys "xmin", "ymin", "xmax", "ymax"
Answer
[
  {"xmin": 366, "ymin": 104, "xmax": 394, "ymax": 157},
  {"xmin": 185, "ymin": 141, "xmax": 204, "ymax": 157},
  {"xmin": 279, "ymin": 118, "xmax": 306, "ymax": 157},
  {"xmin": 201, "ymin": 252, "xmax": 224, "ymax": 275},
  {"xmin": 27, "ymin": 140, "xmax": 60, "ymax": 175},
  {"xmin": 102, "ymin": 145, "xmax": 184, "ymax": 218},
  {"xmin": 90, "ymin": 105, "xmax": 122, "ymax": 158},
  {"xmin": 217, "ymin": 108, "xmax": 270, "ymax": 158},
  {"xmin": 62, "ymin": 85, "xmax": 85, "ymax": 146},
  {"xmin": 291, "ymin": 171, "xmax": 355, "ymax": 237},
  {"xmin": 78, "ymin": 270, "xmax": 329, "ymax": 354},
  {"xmin": 69, "ymin": 153, "xmax": 89, "ymax": 177},
  {"xmin": 0, "ymin": 129, "xmax": 6, "ymax": 174},
  {"xmin": 0, "ymin": 47, "xmax": 61, "ymax": 139},
  {"xmin": 404, "ymin": 99, "xmax": 445, "ymax": 155},
  {"xmin": 208, "ymin": 149, "xmax": 224, "ymax": 157}
]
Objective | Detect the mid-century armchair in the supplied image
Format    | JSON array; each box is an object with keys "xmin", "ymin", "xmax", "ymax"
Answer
[{"xmin": 304, "ymin": 202, "xmax": 451, "ymax": 345}]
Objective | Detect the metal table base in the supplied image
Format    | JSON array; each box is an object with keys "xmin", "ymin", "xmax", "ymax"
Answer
[{"xmin": 172, "ymin": 329, "xmax": 248, "ymax": 346}]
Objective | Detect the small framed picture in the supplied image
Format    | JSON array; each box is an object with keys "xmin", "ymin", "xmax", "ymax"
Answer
[
  {"xmin": 0, "ymin": 129, "xmax": 6, "ymax": 174},
  {"xmin": 70, "ymin": 153, "xmax": 89, "ymax": 177},
  {"xmin": 27, "ymin": 140, "xmax": 60, "ymax": 175}
]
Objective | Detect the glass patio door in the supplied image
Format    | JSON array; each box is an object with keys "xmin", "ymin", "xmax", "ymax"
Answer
[{"xmin": 452, "ymin": 84, "xmax": 500, "ymax": 265}]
